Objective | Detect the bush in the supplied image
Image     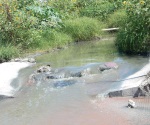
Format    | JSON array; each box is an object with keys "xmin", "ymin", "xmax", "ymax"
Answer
[
  {"xmin": 48, "ymin": 0, "xmax": 80, "ymax": 19},
  {"xmin": 63, "ymin": 17, "xmax": 104, "ymax": 41},
  {"xmin": 0, "ymin": 45, "xmax": 19, "ymax": 63},
  {"xmin": 107, "ymin": 9, "xmax": 127, "ymax": 28},
  {"xmin": 116, "ymin": 0, "xmax": 150, "ymax": 55},
  {"xmin": 0, "ymin": 0, "xmax": 61, "ymax": 45},
  {"xmin": 79, "ymin": 1, "xmax": 116, "ymax": 20}
]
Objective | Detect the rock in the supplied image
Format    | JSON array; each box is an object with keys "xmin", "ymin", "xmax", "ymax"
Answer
[
  {"xmin": 46, "ymin": 75, "xmax": 58, "ymax": 79},
  {"xmin": 99, "ymin": 65, "xmax": 110, "ymax": 71},
  {"xmin": 28, "ymin": 58, "xmax": 36, "ymax": 63},
  {"xmin": 127, "ymin": 99, "xmax": 136, "ymax": 108},
  {"xmin": 105, "ymin": 62, "xmax": 118, "ymax": 69},
  {"xmin": 14, "ymin": 58, "xmax": 21, "ymax": 62},
  {"xmin": 29, "ymin": 62, "xmax": 119, "ymax": 86},
  {"xmin": 99, "ymin": 62, "xmax": 118, "ymax": 71},
  {"xmin": 70, "ymin": 72, "xmax": 82, "ymax": 77},
  {"xmin": 53, "ymin": 79, "xmax": 76, "ymax": 88},
  {"xmin": 108, "ymin": 87, "xmax": 146, "ymax": 98},
  {"xmin": 10, "ymin": 58, "xmax": 36, "ymax": 63},
  {"xmin": 22, "ymin": 58, "xmax": 29, "ymax": 62},
  {"xmin": 0, "ymin": 95, "xmax": 14, "ymax": 101},
  {"xmin": 37, "ymin": 65, "xmax": 52, "ymax": 73}
]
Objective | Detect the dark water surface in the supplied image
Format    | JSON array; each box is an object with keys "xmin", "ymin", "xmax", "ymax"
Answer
[{"xmin": 0, "ymin": 39, "xmax": 149, "ymax": 125}]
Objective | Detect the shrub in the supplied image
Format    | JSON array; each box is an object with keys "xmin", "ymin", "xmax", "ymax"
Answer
[
  {"xmin": 63, "ymin": 17, "xmax": 104, "ymax": 41},
  {"xmin": 0, "ymin": 0, "xmax": 61, "ymax": 45},
  {"xmin": 107, "ymin": 9, "xmax": 127, "ymax": 28},
  {"xmin": 0, "ymin": 45, "xmax": 19, "ymax": 63},
  {"xmin": 116, "ymin": 0, "xmax": 150, "ymax": 55},
  {"xmin": 48, "ymin": 0, "xmax": 80, "ymax": 19},
  {"xmin": 79, "ymin": 1, "xmax": 116, "ymax": 20}
]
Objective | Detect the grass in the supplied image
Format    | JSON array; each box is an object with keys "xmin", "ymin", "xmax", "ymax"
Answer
[
  {"xmin": 0, "ymin": 16, "xmax": 110, "ymax": 63},
  {"xmin": 19, "ymin": 29, "xmax": 73, "ymax": 53},
  {"xmin": 0, "ymin": 45, "xmax": 19, "ymax": 63},
  {"xmin": 41, "ymin": 29, "xmax": 73, "ymax": 48},
  {"xmin": 107, "ymin": 9, "xmax": 127, "ymax": 28},
  {"xmin": 63, "ymin": 17, "xmax": 105, "ymax": 41},
  {"xmin": 79, "ymin": 1, "xmax": 115, "ymax": 20},
  {"xmin": 116, "ymin": 28, "xmax": 150, "ymax": 55}
]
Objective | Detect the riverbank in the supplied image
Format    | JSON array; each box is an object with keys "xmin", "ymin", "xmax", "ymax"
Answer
[{"xmin": 0, "ymin": 17, "xmax": 106, "ymax": 63}]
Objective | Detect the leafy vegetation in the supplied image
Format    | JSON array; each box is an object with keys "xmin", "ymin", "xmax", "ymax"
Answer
[
  {"xmin": 107, "ymin": 9, "xmax": 127, "ymax": 28},
  {"xmin": 63, "ymin": 17, "xmax": 104, "ymax": 41},
  {"xmin": 0, "ymin": 0, "xmax": 149, "ymax": 62},
  {"xmin": 0, "ymin": 45, "xmax": 19, "ymax": 62},
  {"xmin": 80, "ymin": 1, "xmax": 116, "ymax": 20},
  {"xmin": 116, "ymin": 0, "xmax": 150, "ymax": 54}
]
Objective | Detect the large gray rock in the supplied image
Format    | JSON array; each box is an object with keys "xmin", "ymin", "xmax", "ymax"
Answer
[
  {"xmin": 108, "ymin": 87, "xmax": 148, "ymax": 98},
  {"xmin": 29, "ymin": 62, "xmax": 119, "ymax": 86},
  {"xmin": 99, "ymin": 62, "xmax": 118, "ymax": 71},
  {"xmin": 0, "ymin": 95, "xmax": 14, "ymax": 101}
]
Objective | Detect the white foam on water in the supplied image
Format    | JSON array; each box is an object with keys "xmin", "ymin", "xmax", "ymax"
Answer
[
  {"xmin": 0, "ymin": 62, "xmax": 32, "ymax": 96},
  {"xmin": 121, "ymin": 63, "xmax": 150, "ymax": 89}
]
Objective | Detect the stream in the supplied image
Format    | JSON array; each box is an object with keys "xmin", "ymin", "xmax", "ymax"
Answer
[{"xmin": 0, "ymin": 39, "xmax": 149, "ymax": 125}]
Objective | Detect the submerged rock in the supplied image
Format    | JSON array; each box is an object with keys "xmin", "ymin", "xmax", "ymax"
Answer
[
  {"xmin": 53, "ymin": 79, "xmax": 76, "ymax": 88},
  {"xmin": 28, "ymin": 62, "xmax": 119, "ymax": 86},
  {"xmin": 37, "ymin": 64, "xmax": 51, "ymax": 73}
]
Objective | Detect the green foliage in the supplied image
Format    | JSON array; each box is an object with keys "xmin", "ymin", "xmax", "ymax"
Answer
[
  {"xmin": 108, "ymin": 0, "xmax": 124, "ymax": 9},
  {"xmin": 47, "ymin": 0, "xmax": 80, "ymax": 19},
  {"xmin": 41, "ymin": 29, "xmax": 73, "ymax": 48},
  {"xmin": 17, "ymin": 0, "xmax": 35, "ymax": 9},
  {"xmin": 25, "ymin": 29, "xmax": 73, "ymax": 50},
  {"xmin": 0, "ymin": 45, "xmax": 19, "ymax": 63},
  {"xmin": 0, "ymin": 0, "xmax": 61, "ymax": 45},
  {"xmin": 2, "ymin": 0, "xmax": 148, "ymax": 61},
  {"xmin": 79, "ymin": 1, "xmax": 116, "ymax": 20},
  {"xmin": 116, "ymin": 0, "xmax": 150, "ymax": 54},
  {"xmin": 63, "ymin": 17, "xmax": 104, "ymax": 41},
  {"xmin": 26, "ymin": 5, "xmax": 62, "ymax": 28},
  {"xmin": 107, "ymin": 9, "xmax": 127, "ymax": 28}
]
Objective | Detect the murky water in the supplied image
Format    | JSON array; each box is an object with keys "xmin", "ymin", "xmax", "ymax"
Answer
[{"xmin": 0, "ymin": 39, "xmax": 149, "ymax": 125}]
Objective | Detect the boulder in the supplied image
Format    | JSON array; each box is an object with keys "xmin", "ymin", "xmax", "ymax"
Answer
[
  {"xmin": 0, "ymin": 95, "xmax": 14, "ymax": 101},
  {"xmin": 128, "ymin": 99, "xmax": 136, "ymax": 108},
  {"xmin": 99, "ymin": 62, "xmax": 118, "ymax": 71},
  {"xmin": 37, "ymin": 65, "xmax": 51, "ymax": 73},
  {"xmin": 28, "ymin": 58, "xmax": 36, "ymax": 63},
  {"xmin": 108, "ymin": 87, "xmax": 146, "ymax": 98}
]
